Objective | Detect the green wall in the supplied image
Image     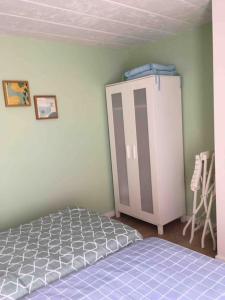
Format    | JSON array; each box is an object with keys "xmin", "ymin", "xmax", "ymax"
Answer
[
  {"xmin": 126, "ymin": 23, "xmax": 214, "ymax": 214},
  {"xmin": 0, "ymin": 37, "xmax": 127, "ymax": 230},
  {"xmin": 0, "ymin": 23, "xmax": 214, "ymax": 230}
]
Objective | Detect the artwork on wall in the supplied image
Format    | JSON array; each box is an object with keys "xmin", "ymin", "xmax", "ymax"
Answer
[
  {"xmin": 34, "ymin": 95, "xmax": 58, "ymax": 120},
  {"xmin": 2, "ymin": 80, "xmax": 31, "ymax": 107}
]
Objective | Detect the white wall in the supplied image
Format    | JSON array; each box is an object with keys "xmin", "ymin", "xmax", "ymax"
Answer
[{"xmin": 212, "ymin": 0, "xmax": 225, "ymax": 260}]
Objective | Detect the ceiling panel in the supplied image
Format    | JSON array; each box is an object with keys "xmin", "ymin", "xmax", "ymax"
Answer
[
  {"xmin": 108, "ymin": 0, "xmax": 197, "ymax": 18},
  {"xmin": 0, "ymin": 14, "xmax": 140, "ymax": 45},
  {"xmin": 0, "ymin": 0, "xmax": 212, "ymax": 47},
  {"xmin": 185, "ymin": 0, "xmax": 211, "ymax": 6},
  {"xmin": 0, "ymin": 1, "xmax": 169, "ymax": 40}
]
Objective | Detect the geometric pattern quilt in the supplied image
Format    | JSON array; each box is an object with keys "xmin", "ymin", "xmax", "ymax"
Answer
[
  {"xmin": 0, "ymin": 207, "xmax": 142, "ymax": 299},
  {"xmin": 26, "ymin": 237, "xmax": 225, "ymax": 300}
]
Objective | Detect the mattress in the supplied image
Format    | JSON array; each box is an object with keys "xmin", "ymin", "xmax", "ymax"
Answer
[
  {"xmin": 0, "ymin": 207, "xmax": 142, "ymax": 299},
  {"xmin": 25, "ymin": 237, "xmax": 225, "ymax": 300}
]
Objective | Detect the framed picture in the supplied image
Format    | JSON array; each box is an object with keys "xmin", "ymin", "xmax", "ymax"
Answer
[
  {"xmin": 34, "ymin": 95, "xmax": 58, "ymax": 120},
  {"xmin": 2, "ymin": 80, "xmax": 31, "ymax": 107}
]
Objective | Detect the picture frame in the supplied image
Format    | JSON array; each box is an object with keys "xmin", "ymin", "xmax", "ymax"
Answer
[
  {"xmin": 34, "ymin": 95, "xmax": 58, "ymax": 120},
  {"xmin": 2, "ymin": 80, "xmax": 31, "ymax": 107}
]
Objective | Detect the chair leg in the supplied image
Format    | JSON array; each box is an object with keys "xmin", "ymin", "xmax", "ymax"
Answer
[
  {"xmin": 183, "ymin": 216, "xmax": 192, "ymax": 236},
  {"xmin": 201, "ymin": 219, "xmax": 208, "ymax": 249},
  {"xmin": 183, "ymin": 191, "xmax": 198, "ymax": 237},
  {"xmin": 190, "ymin": 213, "xmax": 196, "ymax": 244},
  {"xmin": 201, "ymin": 191, "xmax": 216, "ymax": 250}
]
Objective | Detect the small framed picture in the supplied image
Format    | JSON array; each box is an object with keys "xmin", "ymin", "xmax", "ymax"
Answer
[
  {"xmin": 2, "ymin": 80, "xmax": 31, "ymax": 107},
  {"xmin": 34, "ymin": 95, "xmax": 58, "ymax": 120}
]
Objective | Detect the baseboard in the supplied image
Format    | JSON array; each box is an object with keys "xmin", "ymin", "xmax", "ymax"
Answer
[
  {"xmin": 103, "ymin": 210, "xmax": 115, "ymax": 218},
  {"xmin": 180, "ymin": 215, "xmax": 190, "ymax": 223}
]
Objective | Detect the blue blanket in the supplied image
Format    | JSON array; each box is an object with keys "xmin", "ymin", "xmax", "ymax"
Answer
[
  {"xmin": 25, "ymin": 238, "xmax": 223, "ymax": 300},
  {"xmin": 126, "ymin": 69, "xmax": 177, "ymax": 80},
  {"xmin": 124, "ymin": 63, "xmax": 176, "ymax": 78}
]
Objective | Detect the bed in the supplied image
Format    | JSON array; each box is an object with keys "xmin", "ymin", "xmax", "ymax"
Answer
[
  {"xmin": 1, "ymin": 210, "xmax": 225, "ymax": 300},
  {"xmin": 24, "ymin": 237, "xmax": 225, "ymax": 300},
  {"xmin": 0, "ymin": 207, "xmax": 142, "ymax": 299}
]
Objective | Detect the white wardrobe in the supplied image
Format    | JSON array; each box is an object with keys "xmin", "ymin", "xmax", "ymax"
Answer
[{"xmin": 106, "ymin": 76, "xmax": 185, "ymax": 235}]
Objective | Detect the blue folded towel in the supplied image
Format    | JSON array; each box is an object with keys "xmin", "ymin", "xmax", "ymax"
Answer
[
  {"xmin": 124, "ymin": 64, "xmax": 176, "ymax": 78},
  {"xmin": 126, "ymin": 69, "xmax": 177, "ymax": 80},
  {"xmin": 125, "ymin": 64, "xmax": 152, "ymax": 77},
  {"xmin": 151, "ymin": 64, "xmax": 176, "ymax": 72}
]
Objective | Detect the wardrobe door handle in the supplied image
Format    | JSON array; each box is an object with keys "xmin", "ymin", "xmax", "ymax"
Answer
[
  {"xmin": 133, "ymin": 145, "xmax": 137, "ymax": 160},
  {"xmin": 126, "ymin": 145, "xmax": 131, "ymax": 159}
]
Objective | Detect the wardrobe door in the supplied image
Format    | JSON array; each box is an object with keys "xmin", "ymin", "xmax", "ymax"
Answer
[
  {"xmin": 128, "ymin": 79, "xmax": 158, "ymax": 223},
  {"xmin": 106, "ymin": 86, "xmax": 135, "ymax": 216},
  {"xmin": 111, "ymin": 92, "xmax": 130, "ymax": 207},
  {"xmin": 133, "ymin": 88, "xmax": 154, "ymax": 214}
]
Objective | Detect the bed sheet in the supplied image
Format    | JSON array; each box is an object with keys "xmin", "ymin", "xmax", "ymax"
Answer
[{"xmin": 25, "ymin": 237, "xmax": 225, "ymax": 300}]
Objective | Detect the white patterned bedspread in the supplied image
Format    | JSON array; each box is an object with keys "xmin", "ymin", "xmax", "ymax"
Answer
[
  {"xmin": 24, "ymin": 238, "xmax": 225, "ymax": 300},
  {"xmin": 0, "ymin": 208, "xmax": 142, "ymax": 299}
]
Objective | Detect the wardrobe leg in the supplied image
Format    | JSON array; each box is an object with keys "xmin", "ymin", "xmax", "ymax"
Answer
[
  {"xmin": 115, "ymin": 211, "xmax": 121, "ymax": 218},
  {"xmin": 157, "ymin": 225, "xmax": 164, "ymax": 235}
]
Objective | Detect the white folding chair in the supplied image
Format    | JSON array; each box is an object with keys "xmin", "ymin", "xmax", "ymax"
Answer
[
  {"xmin": 201, "ymin": 153, "xmax": 216, "ymax": 250},
  {"xmin": 183, "ymin": 151, "xmax": 211, "ymax": 244}
]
